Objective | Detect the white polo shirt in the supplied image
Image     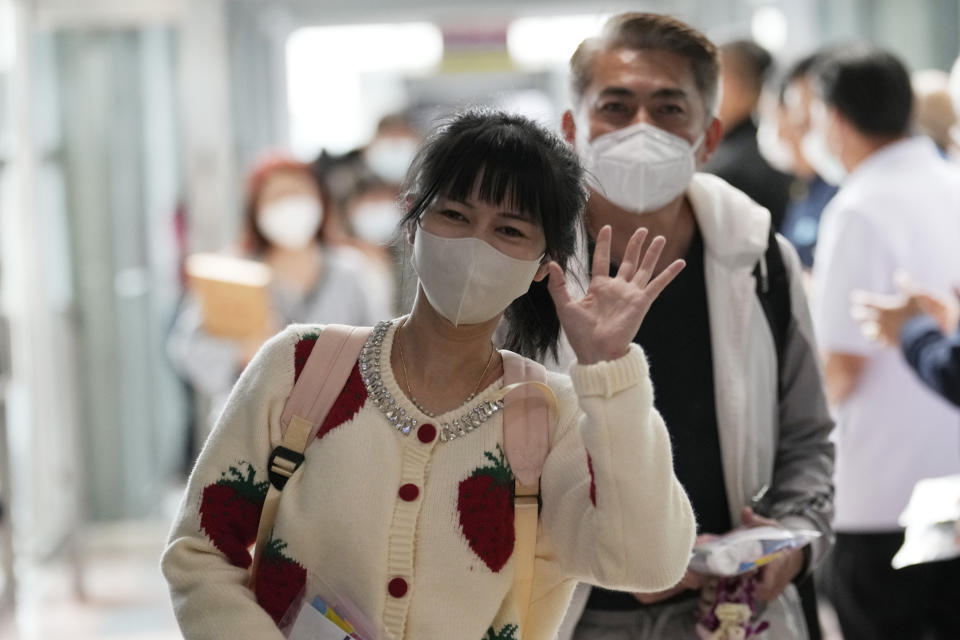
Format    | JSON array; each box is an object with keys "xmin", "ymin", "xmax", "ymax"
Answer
[{"xmin": 812, "ymin": 136, "xmax": 960, "ymax": 532}]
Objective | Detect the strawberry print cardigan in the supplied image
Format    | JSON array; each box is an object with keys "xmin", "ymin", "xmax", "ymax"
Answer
[{"xmin": 161, "ymin": 321, "xmax": 696, "ymax": 640}]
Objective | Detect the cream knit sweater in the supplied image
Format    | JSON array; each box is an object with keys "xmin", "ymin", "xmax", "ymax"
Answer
[{"xmin": 161, "ymin": 321, "xmax": 695, "ymax": 640}]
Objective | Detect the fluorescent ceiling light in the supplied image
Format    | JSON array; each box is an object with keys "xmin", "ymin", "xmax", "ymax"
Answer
[
  {"xmin": 507, "ymin": 14, "xmax": 609, "ymax": 69},
  {"xmin": 751, "ymin": 6, "xmax": 789, "ymax": 53},
  {"xmin": 287, "ymin": 22, "xmax": 443, "ymax": 77},
  {"xmin": 286, "ymin": 22, "xmax": 442, "ymax": 155}
]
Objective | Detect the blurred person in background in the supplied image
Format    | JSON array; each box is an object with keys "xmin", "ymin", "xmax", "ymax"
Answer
[
  {"xmin": 808, "ymin": 44, "xmax": 960, "ymax": 640},
  {"xmin": 950, "ymin": 55, "xmax": 960, "ymax": 157},
  {"xmin": 911, "ymin": 69, "xmax": 959, "ymax": 158},
  {"xmin": 315, "ymin": 113, "xmax": 421, "ymax": 203},
  {"xmin": 168, "ymin": 156, "xmax": 386, "ymax": 438},
  {"xmin": 852, "ymin": 277, "xmax": 960, "ymax": 408},
  {"xmin": 772, "ymin": 51, "xmax": 840, "ymax": 270},
  {"xmin": 704, "ymin": 39, "xmax": 793, "ymax": 230},
  {"xmin": 315, "ymin": 112, "xmax": 423, "ymax": 315},
  {"xmin": 363, "ymin": 112, "xmax": 421, "ymax": 186},
  {"xmin": 343, "ymin": 174, "xmax": 409, "ymax": 313},
  {"xmin": 558, "ymin": 13, "xmax": 834, "ymax": 640},
  {"xmin": 346, "ymin": 176, "xmax": 405, "ymax": 247}
]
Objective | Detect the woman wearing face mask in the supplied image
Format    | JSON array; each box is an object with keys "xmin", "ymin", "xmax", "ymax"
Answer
[
  {"xmin": 168, "ymin": 157, "xmax": 387, "ymax": 436},
  {"xmin": 343, "ymin": 176, "xmax": 412, "ymax": 315},
  {"xmin": 161, "ymin": 111, "xmax": 696, "ymax": 640}
]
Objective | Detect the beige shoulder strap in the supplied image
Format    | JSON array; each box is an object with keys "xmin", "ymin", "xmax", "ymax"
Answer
[
  {"xmin": 501, "ymin": 351, "xmax": 552, "ymax": 635},
  {"xmin": 248, "ymin": 325, "xmax": 371, "ymax": 586}
]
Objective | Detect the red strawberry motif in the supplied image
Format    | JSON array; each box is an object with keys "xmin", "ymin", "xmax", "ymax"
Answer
[
  {"xmin": 484, "ymin": 624, "xmax": 519, "ymax": 640},
  {"xmin": 586, "ymin": 451, "xmax": 597, "ymax": 507},
  {"xmin": 254, "ymin": 537, "xmax": 307, "ymax": 625},
  {"xmin": 294, "ymin": 331, "xmax": 320, "ymax": 382},
  {"xmin": 457, "ymin": 446, "xmax": 515, "ymax": 573},
  {"xmin": 317, "ymin": 362, "xmax": 368, "ymax": 440},
  {"xmin": 198, "ymin": 462, "xmax": 269, "ymax": 568}
]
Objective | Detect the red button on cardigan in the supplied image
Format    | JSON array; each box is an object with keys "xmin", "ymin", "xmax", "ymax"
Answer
[
  {"xmin": 388, "ymin": 577, "xmax": 408, "ymax": 598},
  {"xmin": 398, "ymin": 483, "xmax": 420, "ymax": 501},
  {"xmin": 418, "ymin": 423, "xmax": 437, "ymax": 443}
]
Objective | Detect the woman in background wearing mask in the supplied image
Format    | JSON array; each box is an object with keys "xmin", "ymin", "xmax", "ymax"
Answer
[
  {"xmin": 162, "ymin": 110, "xmax": 695, "ymax": 640},
  {"xmin": 346, "ymin": 114, "xmax": 424, "ymax": 314},
  {"xmin": 343, "ymin": 175, "xmax": 410, "ymax": 314},
  {"xmin": 168, "ymin": 156, "xmax": 385, "ymax": 434}
]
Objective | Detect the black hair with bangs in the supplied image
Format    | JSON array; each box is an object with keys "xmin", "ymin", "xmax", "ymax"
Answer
[{"xmin": 399, "ymin": 109, "xmax": 587, "ymax": 361}]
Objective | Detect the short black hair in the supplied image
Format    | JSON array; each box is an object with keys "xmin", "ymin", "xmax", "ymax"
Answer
[
  {"xmin": 812, "ymin": 44, "xmax": 913, "ymax": 137},
  {"xmin": 777, "ymin": 49, "xmax": 830, "ymax": 105},
  {"xmin": 721, "ymin": 39, "xmax": 773, "ymax": 95},
  {"xmin": 399, "ymin": 109, "xmax": 587, "ymax": 361}
]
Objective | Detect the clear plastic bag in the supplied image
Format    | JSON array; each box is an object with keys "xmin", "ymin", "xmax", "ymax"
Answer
[
  {"xmin": 279, "ymin": 573, "xmax": 381, "ymax": 640},
  {"xmin": 893, "ymin": 474, "xmax": 960, "ymax": 569},
  {"xmin": 688, "ymin": 526, "xmax": 821, "ymax": 577}
]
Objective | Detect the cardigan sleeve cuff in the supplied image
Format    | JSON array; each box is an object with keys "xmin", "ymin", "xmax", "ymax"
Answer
[
  {"xmin": 568, "ymin": 343, "xmax": 648, "ymax": 398},
  {"xmin": 900, "ymin": 314, "xmax": 942, "ymax": 352}
]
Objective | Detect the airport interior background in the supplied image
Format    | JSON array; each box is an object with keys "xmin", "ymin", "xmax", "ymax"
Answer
[{"xmin": 1, "ymin": 0, "xmax": 960, "ymax": 638}]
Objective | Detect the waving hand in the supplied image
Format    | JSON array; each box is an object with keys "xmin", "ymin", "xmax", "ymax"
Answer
[{"xmin": 546, "ymin": 225, "xmax": 685, "ymax": 365}]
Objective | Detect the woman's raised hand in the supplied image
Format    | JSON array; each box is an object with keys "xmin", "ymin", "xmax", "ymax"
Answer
[{"xmin": 546, "ymin": 225, "xmax": 685, "ymax": 365}]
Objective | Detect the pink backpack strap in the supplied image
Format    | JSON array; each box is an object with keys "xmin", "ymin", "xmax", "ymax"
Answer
[
  {"xmin": 501, "ymin": 350, "xmax": 553, "ymax": 634},
  {"xmin": 279, "ymin": 324, "xmax": 373, "ymax": 441},
  {"xmin": 501, "ymin": 350, "xmax": 551, "ymax": 492},
  {"xmin": 249, "ymin": 324, "xmax": 371, "ymax": 587}
]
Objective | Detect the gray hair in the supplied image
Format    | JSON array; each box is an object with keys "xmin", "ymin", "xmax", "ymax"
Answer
[{"xmin": 570, "ymin": 13, "xmax": 720, "ymax": 117}]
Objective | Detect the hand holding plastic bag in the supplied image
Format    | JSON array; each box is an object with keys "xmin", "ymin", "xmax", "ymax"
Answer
[
  {"xmin": 691, "ymin": 524, "xmax": 820, "ymax": 639},
  {"xmin": 689, "ymin": 526, "xmax": 821, "ymax": 577}
]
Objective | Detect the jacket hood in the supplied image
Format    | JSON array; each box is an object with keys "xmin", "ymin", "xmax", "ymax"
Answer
[{"xmin": 686, "ymin": 173, "xmax": 771, "ymax": 268}]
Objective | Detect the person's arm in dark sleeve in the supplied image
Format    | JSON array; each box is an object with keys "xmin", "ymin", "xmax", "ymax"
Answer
[{"xmin": 900, "ymin": 315, "xmax": 960, "ymax": 407}]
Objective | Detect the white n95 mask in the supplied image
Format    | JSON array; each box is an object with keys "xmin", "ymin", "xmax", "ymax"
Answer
[
  {"xmin": 579, "ymin": 121, "xmax": 702, "ymax": 214},
  {"xmin": 365, "ymin": 138, "xmax": 419, "ymax": 184},
  {"xmin": 411, "ymin": 227, "xmax": 542, "ymax": 326},
  {"xmin": 257, "ymin": 195, "xmax": 323, "ymax": 250},
  {"xmin": 801, "ymin": 131, "xmax": 847, "ymax": 186},
  {"xmin": 803, "ymin": 101, "xmax": 847, "ymax": 186},
  {"xmin": 351, "ymin": 201, "xmax": 403, "ymax": 244}
]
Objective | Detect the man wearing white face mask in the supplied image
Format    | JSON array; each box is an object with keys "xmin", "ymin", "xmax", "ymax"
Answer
[
  {"xmin": 808, "ymin": 45, "xmax": 960, "ymax": 640},
  {"xmin": 704, "ymin": 39, "xmax": 794, "ymax": 231},
  {"xmin": 556, "ymin": 13, "xmax": 835, "ymax": 640},
  {"xmin": 774, "ymin": 50, "xmax": 840, "ymax": 270}
]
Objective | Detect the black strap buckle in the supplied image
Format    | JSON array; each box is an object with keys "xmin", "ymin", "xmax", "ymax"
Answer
[{"xmin": 268, "ymin": 446, "xmax": 305, "ymax": 490}]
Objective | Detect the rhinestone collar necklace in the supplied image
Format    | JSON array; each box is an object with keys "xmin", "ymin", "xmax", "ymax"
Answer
[
  {"xmin": 396, "ymin": 317, "xmax": 496, "ymax": 418},
  {"xmin": 359, "ymin": 320, "xmax": 505, "ymax": 442}
]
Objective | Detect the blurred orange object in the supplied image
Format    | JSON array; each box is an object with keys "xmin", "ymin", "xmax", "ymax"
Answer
[{"xmin": 186, "ymin": 253, "xmax": 272, "ymax": 339}]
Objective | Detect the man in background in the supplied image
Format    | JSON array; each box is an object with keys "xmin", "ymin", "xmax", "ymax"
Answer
[
  {"xmin": 705, "ymin": 39, "xmax": 793, "ymax": 229},
  {"xmin": 911, "ymin": 69, "xmax": 959, "ymax": 158},
  {"xmin": 809, "ymin": 44, "xmax": 960, "ymax": 640},
  {"xmin": 775, "ymin": 51, "xmax": 839, "ymax": 270}
]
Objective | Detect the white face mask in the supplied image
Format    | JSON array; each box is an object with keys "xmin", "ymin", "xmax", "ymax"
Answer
[
  {"xmin": 802, "ymin": 101, "xmax": 847, "ymax": 186},
  {"xmin": 801, "ymin": 130, "xmax": 846, "ymax": 186},
  {"xmin": 578, "ymin": 121, "xmax": 704, "ymax": 214},
  {"xmin": 351, "ymin": 201, "xmax": 402, "ymax": 244},
  {"xmin": 411, "ymin": 227, "xmax": 542, "ymax": 326},
  {"xmin": 257, "ymin": 195, "xmax": 323, "ymax": 250},
  {"xmin": 365, "ymin": 137, "xmax": 419, "ymax": 184},
  {"xmin": 756, "ymin": 116, "xmax": 796, "ymax": 174}
]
